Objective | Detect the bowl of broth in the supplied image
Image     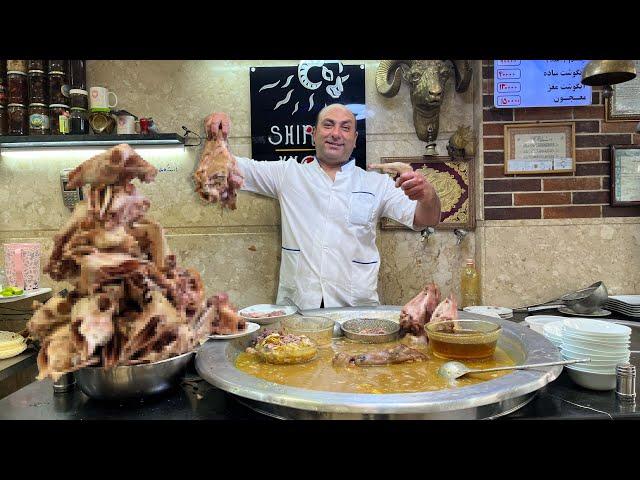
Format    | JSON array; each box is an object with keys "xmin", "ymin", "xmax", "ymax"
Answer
[
  {"xmin": 425, "ymin": 319, "xmax": 501, "ymax": 360},
  {"xmin": 280, "ymin": 316, "xmax": 335, "ymax": 347}
]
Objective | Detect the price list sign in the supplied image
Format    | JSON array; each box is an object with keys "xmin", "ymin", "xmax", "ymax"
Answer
[{"xmin": 494, "ymin": 60, "xmax": 592, "ymax": 108}]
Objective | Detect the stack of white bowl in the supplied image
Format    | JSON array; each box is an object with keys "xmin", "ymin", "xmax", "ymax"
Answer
[
  {"xmin": 541, "ymin": 320, "xmax": 563, "ymax": 347},
  {"xmin": 560, "ymin": 318, "xmax": 631, "ymax": 390}
]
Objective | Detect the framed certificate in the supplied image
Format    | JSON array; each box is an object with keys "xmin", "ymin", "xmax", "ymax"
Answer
[
  {"xmin": 606, "ymin": 60, "xmax": 640, "ymax": 122},
  {"xmin": 379, "ymin": 156, "xmax": 475, "ymax": 231},
  {"xmin": 610, "ymin": 145, "xmax": 640, "ymax": 206},
  {"xmin": 504, "ymin": 122, "xmax": 575, "ymax": 175}
]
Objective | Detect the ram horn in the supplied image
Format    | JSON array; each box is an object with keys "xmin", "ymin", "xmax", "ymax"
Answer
[
  {"xmin": 298, "ymin": 60, "xmax": 325, "ymax": 90},
  {"xmin": 449, "ymin": 60, "xmax": 473, "ymax": 93},
  {"xmin": 375, "ymin": 60, "xmax": 411, "ymax": 98}
]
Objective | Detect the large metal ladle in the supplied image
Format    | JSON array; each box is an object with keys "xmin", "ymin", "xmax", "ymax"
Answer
[{"xmin": 438, "ymin": 358, "xmax": 591, "ymax": 381}]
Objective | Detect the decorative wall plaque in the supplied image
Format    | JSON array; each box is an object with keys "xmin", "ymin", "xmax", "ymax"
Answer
[
  {"xmin": 610, "ymin": 145, "xmax": 640, "ymax": 206},
  {"xmin": 504, "ymin": 122, "xmax": 575, "ymax": 174},
  {"xmin": 606, "ymin": 60, "xmax": 640, "ymax": 122},
  {"xmin": 379, "ymin": 156, "xmax": 475, "ymax": 230}
]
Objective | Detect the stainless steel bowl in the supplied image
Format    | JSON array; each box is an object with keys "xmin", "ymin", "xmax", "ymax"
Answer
[
  {"xmin": 75, "ymin": 350, "xmax": 195, "ymax": 400},
  {"xmin": 561, "ymin": 281, "xmax": 608, "ymax": 314},
  {"xmin": 341, "ymin": 318, "xmax": 399, "ymax": 343}
]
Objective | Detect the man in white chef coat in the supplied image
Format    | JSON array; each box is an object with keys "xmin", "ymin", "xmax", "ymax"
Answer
[{"xmin": 205, "ymin": 104, "xmax": 441, "ymax": 309}]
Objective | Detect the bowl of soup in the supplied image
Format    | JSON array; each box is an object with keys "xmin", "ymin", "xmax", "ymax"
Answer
[
  {"xmin": 280, "ymin": 316, "xmax": 335, "ymax": 347},
  {"xmin": 425, "ymin": 319, "xmax": 501, "ymax": 360}
]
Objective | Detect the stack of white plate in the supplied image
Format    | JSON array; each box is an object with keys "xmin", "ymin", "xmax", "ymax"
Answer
[
  {"xmin": 560, "ymin": 318, "xmax": 632, "ymax": 390},
  {"xmin": 462, "ymin": 306, "xmax": 513, "ymax": 319},
  {"xmin": 605, "ymin": 295, "xmax": 640, "ymax": 319},
  {"xmin": 541, "ymin": 320, "xmax": 564, "ymax": 347}
]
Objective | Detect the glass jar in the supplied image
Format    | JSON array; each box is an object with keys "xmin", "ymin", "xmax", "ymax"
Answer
[
  {"xmin": 6, "ymin": 60, "xmax": 27, "ymax": 73},
  {"xmin": 28, "ymin": 103, "xmax": 50, "ymax": 135},
  {"xmin": 68, "ymin": 60, "xmax": 86, "ymax": 90},
  {"xmin": 48, "ymin": 72, "xmax": 67, "ymax": 104},
  {"xmin": 28, "ymin": 60, "xmax": 45, "ymax": 72},
  {"xmin": 7, "ymin": 72, "xmax": 28, "ymax": 104},
  {"xmin": 69, "ymin": 107, "xmax": 89, "ymax": 134},
  {"xmin": 7, "ymin": 104, "xmax": 28, "ymax": 135},
  {"xmin": 49, "ymin": 104, "xmax": 70, "ymax": 135},
  {"xmin": 0, "ymin": 105, "xmax": 7, "ymax": 135},
  {"xmin": 69, "ymin": 89, "xmax": 88, "ymax": 110},
  {"xmin": 28, "ymin": 71, "xmax": 47, "ymax": 104},
  {"xmin": 48, "ymin": 60, "xmax": 66, "ymax": 73},
  {"xmin": 0, "ymin": 62, "xmax": 5, "ymax": 105},
  {"xmin": 460, "ymin": 258, "xmax": 481, "ymax": 309}
]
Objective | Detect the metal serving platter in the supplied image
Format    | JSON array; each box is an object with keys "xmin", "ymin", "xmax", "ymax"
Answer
[{"xmin": 195, "ymin": 306, "xmax": 563, "ymax": 419}]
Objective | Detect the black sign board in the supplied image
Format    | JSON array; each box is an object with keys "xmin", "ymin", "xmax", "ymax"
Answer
[{"xmin": 250, "ymin": 62, "xmax": 366, "ymax": 169}]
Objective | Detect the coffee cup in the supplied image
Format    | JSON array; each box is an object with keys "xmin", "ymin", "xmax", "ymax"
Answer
[
  {"xmin": 89, "ymin": 86, "xmax": 118, "ymax": 110},
  {"xmin": 117, "ymin": 114, "xmax": 137, "ymax": 134}
]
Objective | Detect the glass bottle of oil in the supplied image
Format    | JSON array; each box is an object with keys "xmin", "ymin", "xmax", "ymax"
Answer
[{"xmin": 460, "ymin": 258, "xmax": 481, "ymax": 309}]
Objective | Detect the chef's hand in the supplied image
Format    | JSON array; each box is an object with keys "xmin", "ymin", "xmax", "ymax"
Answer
[
  {"xmin": 395, "ymin": 171, "xmax": 435, "ymax": 201},
  {"xmin": 204, "ymin": 112, "xmax": 231, "ymax": 141}
]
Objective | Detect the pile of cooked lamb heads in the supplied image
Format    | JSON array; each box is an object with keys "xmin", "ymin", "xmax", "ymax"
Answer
[{"xmin": 28, "ymin": 144, "xmax": 245, "ymax": 381}]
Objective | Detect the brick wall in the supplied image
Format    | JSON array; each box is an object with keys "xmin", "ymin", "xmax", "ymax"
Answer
[{"xmin": 482, "ymin": 60, "xmax": 640, "ymax": 220}]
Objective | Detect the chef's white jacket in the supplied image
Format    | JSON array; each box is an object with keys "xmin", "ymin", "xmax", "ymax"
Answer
[{"xmin": 236, "ymin": 156, "xmax": 419, "ymax": 309}]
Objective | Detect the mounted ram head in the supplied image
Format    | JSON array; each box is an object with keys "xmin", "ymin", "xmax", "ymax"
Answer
[{"xmin": 375, "ymin": 60, "xmax": 473, "ymax": 155}]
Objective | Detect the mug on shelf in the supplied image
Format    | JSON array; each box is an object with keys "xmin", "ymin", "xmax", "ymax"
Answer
[
  {"xmin": 3, "ymin": 242, "xmax": 41, "ymax": 290},
  {"xmin": 89, "ymin": 86, "xmax": 118, "ymax": 110},
  {"xmin": 116, "ymin": 114, "xmax": 137, "ymax": 134}
]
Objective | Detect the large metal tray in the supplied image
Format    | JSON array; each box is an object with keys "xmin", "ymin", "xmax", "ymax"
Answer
[{"xmin": 195, "ymin": 306, "xmax": 563, "ymax": 419}]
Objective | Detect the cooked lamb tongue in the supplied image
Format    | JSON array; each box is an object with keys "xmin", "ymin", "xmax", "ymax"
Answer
[{"xmin": 332, "ymin": 344, "xmax": 427, "ymax": 367}]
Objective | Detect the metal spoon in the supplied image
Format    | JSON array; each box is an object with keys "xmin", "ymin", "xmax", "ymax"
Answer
[{"xmin": 438, "ymin": 358, "xmax": 591, "ymax": 380}]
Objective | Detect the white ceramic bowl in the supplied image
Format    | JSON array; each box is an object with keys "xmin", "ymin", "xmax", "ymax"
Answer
[
  {"xmin": 562, "ymin": 354, "xmax": 623, "ymax": 369},
  {"xmin": 464, "ymin": 306, "xmax": 513, "ymax": 318},
  {"xmin": 562, "ymin": 355, "xmax": 629, "ymax": 367},
  {"xmin": 561, "ymin": 343, "xmax": 630, "ymax": 358},
  {"xmin": 562, "ymin": 349, "xmax": 629, "ymax": 363},
  {"xmin": 562, "ymin": 318, "xmax": 631, "ymax": 336},
  {"xmin": 238, "ymin": 304, "xmax": 298, "ymax": 325},
  {"xmin": 562, "ymin": 331, "xmax": 630, "ymax": 344},
  {"xmin": 543, "ymin": 321, "xmax": 564, "ymax": 338},
  {"xmin": 563, "ymin": 359, "xmax": 619, "ymax": 374},
  {"xmin": 565, "ymin": 365, "xmax": 617, "ymax": 390},
  {"xmin": 562, "ymin": 340, "xmax": 630, "ymax": 354},
  {"xmin": 525, "ymin": 315, "xmax": 566, "ymax": 334},
  {"xmin": 562, "ymin": 334, "xmax": 630, "ymax": 348}
]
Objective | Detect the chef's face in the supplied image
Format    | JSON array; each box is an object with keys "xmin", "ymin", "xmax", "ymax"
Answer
[{"xmin": 314, "ymin": 105, "xmax": 358, "ymax": 165}]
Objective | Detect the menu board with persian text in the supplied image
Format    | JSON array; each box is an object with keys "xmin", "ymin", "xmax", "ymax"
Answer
[{"xmin": 494, "ymin": 60, "xmax": 592, "ymax": 108}]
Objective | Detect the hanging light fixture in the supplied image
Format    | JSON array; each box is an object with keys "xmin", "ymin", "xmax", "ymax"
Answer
[
  {"xmin": 581, "ymin": 60, "xmax": 637, "ymax": 99},
  {"xmin": 581, "ymin": 60, "xmax": 637, "ymax": 86}
]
